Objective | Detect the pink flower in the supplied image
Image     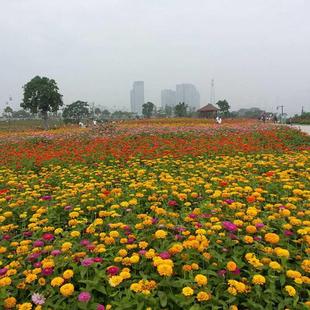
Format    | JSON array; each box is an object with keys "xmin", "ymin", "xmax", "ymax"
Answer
[
  {"xmin": 232, "ymin": 268, "xmax": 241, "ymax": 275},
  {"xmin": 284, "ymin": 230, "xmax": 294, "ymax": 236},
  {"xmin": 41, "ymin": 267, "xmax": 54, "ymax": 276},
  {"xmin": 222, "ymin": 221, "xmax": 238, "ymax": 232},
  {"xmin": 41, "ymin": 195, "xmax": 52, "ymax": 201},
  {"xmin": 42, "ymin": 233, "xmax": 54, "ymax": 241},
  {"xmin": 64, "ymin": 205, "xmax": 72, "ymax": 211},
  {"xmin": 217, "ymin": 269, "xmax": 226, "ymax": 277},
  {"xmin": 32, "ymin": 293, "xmax": 46, "ymax": 305},
  {"xmin": 33, "ymin": 240, "xmax": 44, "ymax": 247},
  {"xmin": 0, "ymin": 268, "xmax": 8, "ymax": 276},
  {"xmin": 78, "ymin": 291, "xmax": 91, "ymax": 303},
  {"xmin": 80, "ymin": 239, "xmax": 90, "ymax": 246},
  {"xmin": 97, "ymin": 304, "xmax": 105, "ymax": 310},
  {"xmin": 51, "ymin": 250, "xmax": 61, "ymax": 256},
  {"xmin": 106, "ymin": 266, "xmax": 120, "ymax": 276},
  {"xmin": 168, "ymin": 200, "xmax": 178, "ymax": 207},
  {"xmin": 159, "ymin": 252, "xmax": 171, "ymax": 259},
  {"xmin": 81, "ymin": 258, "xmax": 94, "ymax": 267}
]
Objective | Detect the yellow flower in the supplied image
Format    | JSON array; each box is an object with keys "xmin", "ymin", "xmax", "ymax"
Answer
[
  {"xmin": 274, "ymin": 247, "xmax": 289, "ymax": 258},
  {"xmin": 194, "ymin": 274, "xmax": 208, "ymax": 286},
  {"xmin": 197, "ymin": 291, "xmax": 210, "ymax": 302},
  {"xmin": 17, "ymin": 303, "xmax": 32, "ymax": 310},
  {"xmin": 227, "ymin": 261, "xmax": 237, "ymax": 272},
  {"xmin": 25, "ymin": 273, "xmax": 37, "ymax": 283},
  {"xmin": 285, "ymin": 285, "xmax": 296, "ymax": 297},
  {"xmin": 269, "ymin": 261, "xmax": 282, "ymax": 271},
  {"xmin": 4, "ymin": 297, "xmax": 17, "ymax": 308},
  {"xmin": 301, "ymin": 259, "xmax": 310, "ymax": 273},
  {"xmin": 60, "ymin": 283, "xmax": 75, "ymax": 297},
  {"xmin": 0, "ymin": 276, "xmax": 12, "ymax": 287},
  {"xmin": 109, "ymin": 275, "xmax": 123, "ymax": 287},
  {"xmin": 182, "ymin": 286, "xmax": 194, "ymax": 296},
  {"xmin": 51, "ymin": 277, "xmax": 64, "ymax": 287},
  {"xmin": 154, "ymin": 230, "xmax": 167, "ymax": 239},
  {"xmin": 157, "ymin": 263, "xmax": 173, "ymax": 276},
  {"xmin": 264, "ymin": 233, "xmax": 280, "ymax": 244},
  {"xmin": 244, "ymin": 235, "xmax": 254, "ymax": 244},
  {"xmin": 252, "ymin": 275, "xmax": 266, "ymax": 285},
  {"xmin": 63, "ymin": 269, "xmax": 74, "ymax": 280}
]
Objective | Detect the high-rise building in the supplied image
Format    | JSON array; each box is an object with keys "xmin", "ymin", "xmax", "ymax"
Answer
[
  {"xmin": 161, "ymin": 89, "xmax": 176, "ymax": 107},
  {"xmin": 130, "ymin": 81, "xmax": 144, "ymax": 115},
  {"xmin": 176, "ymin": 83, "xmax": 200, "ymax": 110}
]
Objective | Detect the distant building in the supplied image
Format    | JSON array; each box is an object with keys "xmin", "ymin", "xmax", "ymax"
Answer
[
  {"xmin": 161, "ymin": 89, "xmax": 176, "ymax": 107},
  {"xmin": 176, "ymin": 84, "xmax": 200, "ymax": 110},
  {"xmin": 130, "ymin": 81, "xmax": 144, "ymax": 115},
  {"xmin": 197, "ymin": 103, "xmax": 219, "ymax": 118}
]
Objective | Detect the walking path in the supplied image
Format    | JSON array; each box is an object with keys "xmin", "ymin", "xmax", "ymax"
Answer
[{"xmin": 291, "ymin": 124, "xmax": 310, "ymax": 135}]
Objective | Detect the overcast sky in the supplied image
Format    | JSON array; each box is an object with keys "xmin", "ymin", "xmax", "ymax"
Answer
[{"xmin": 0, "ymin": 0, "xmax": 309, "ymax": 115}]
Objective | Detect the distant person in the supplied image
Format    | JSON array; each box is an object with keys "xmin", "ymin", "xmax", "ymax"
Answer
[
  {"xmin": 273, "ymin": 115, "xmax": 278, "ymax": 123},
  {"xmin": 216, "ymin": 116, "xmax": 222, "ymax": 124}
]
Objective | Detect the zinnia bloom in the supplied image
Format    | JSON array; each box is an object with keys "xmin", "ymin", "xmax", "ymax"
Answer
[
  {"xmin": 222, "ymin": 221, "xmax": 238, "ymax": 232},
  {"xmin": 78, "ymin": 291, "xmax": 91, "ymax": 302},
  {"xmin": 31, "ymin": 293, "xmax": 46, "ymax": 305}
]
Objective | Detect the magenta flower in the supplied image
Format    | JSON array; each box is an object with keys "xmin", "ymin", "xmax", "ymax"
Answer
[
  {"xmin": 0, "ymin": 268, "xmax": 8, "ymax": 276},
  {"xmin": 222, "ymin": 221, "xmax": 238, "ymax": 232},
  {"xmin": 78, "ymin": 291, "xmax": 91, "ymax": 302},
  {"xmin": 64, "ymin": 205, "xmax": 72, "ymax": 210},
  {"xmin": 168, "ymin": 200, "xmax": 178, "ymax": 207},
  {"xmin": 33, "ymin": 240, "xmax": 44, "ymax": 247},
  {"xmin": 81, "ymin": 258, "xmax": 94, "ymax": 267},
  {"xmin": 106, "ymin": 266, "xmax": 120, "ymax": 276},
  {"xmin": 232, "ymin": 268, "xmax": 241, "ymax": 275},
  {"xmin": 32, "ymin": 293, "xmax": 46, "ymax": 305},
  {"xmin": 41, "ymin": 267, "xmax": 54, "ymax": 276},
  {"xmin": 80, "ymin": 239, "xmax": 90, "ymax": 246},
  {"xmin": 42, "ymin": 233, "xmax": 54, "ymax": 241},
  {"xmin": 217, "ymin": 269, "xmax": 227, "ymax": 277},
  {"xmin": 284, "ymin": 230, "xmax": 294, "ymax": 236},
  {"xmin": 97, "ymin": 305, "xmax": 105, "ymax": 310},
  {"xmin": 41, "ymin": 195, "xmax": 52, "ymax": 200},
  {"xmin": 255, "ymin": 223, "xmax": 265, "ymax": 229},
  {"xmin": 159, "ymin": 251, "xmax": 171, "ymax": 259},
  {"xmin": 51, "ymin": 250, "xmax": 61, "ymax": 256}
]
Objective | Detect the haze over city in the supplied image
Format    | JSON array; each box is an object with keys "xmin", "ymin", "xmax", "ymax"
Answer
[{"xmin": 1, "ymin": 0, "xmax": 309, "ymax": 115}]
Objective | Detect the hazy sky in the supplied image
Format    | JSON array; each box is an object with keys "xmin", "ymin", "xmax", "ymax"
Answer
[{"xmin": 1, "ymin": 0, "xmax": 309, "ymax": 115}]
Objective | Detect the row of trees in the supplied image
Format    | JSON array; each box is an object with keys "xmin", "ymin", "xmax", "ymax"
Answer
[{"xmin": 3, "ymin": 75, "xmax": 234, "ymax": 129}]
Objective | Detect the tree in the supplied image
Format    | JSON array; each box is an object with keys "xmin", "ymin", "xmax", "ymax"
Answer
[
  {"xmin": 12, "ymin": 109, "xmax": 32, "ymax": 119},
  {"xmin": 21, "ymin": 76, "xmax": 63, "ymax": 129},
  {"xmin": 94, "ymin": 107, "xmax": 101, "ymax": 117},
  {"xmin": 164, "ymin": 105, "xmax": 173, "ymax": 117},
  {"xmin": 3, "ymin": 106, "xmax": 13, "ymax": 118},
  {"xmin": 216, "ymin": 100, "xmax": 230, "ymax": 116},
  {"xmin": 174, "ymin": 102, "xmax": 187, "ymax": 117},
  {"xmin": 142, "ymin": 102, "xmax": 155, "ymax": 118},
  {"xmin": 62, "ymin": 101, "xmax": 90, "ymax": 123},
  {"xmin": 101, "ymin": 109, "xmax": 111, "ymax": 119}
]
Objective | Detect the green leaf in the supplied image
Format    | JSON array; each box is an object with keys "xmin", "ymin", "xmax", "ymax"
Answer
[{"xmin": 158, "ymin": 291, "xmax": 168, "ymax": 307}]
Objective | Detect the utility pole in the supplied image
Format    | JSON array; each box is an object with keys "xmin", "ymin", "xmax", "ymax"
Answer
[
  {"xmin": 277, "ymin": 105, "xmax": 284, "ymax": 123},
  {"xmin": 210, "ymin": 79, "xmax": 215, "ymax": 105}
]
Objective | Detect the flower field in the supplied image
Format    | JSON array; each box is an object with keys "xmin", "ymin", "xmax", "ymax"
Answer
[{"xmin": 0, "ymin": 119, "xmax": 309, "ymax": 310}]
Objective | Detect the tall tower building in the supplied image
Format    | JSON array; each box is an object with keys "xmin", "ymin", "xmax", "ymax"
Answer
[
  {"xmin": 176, "ymin": 83, "xmax": 200, "ymax": 110},
  {"xmin": 130, "ymin": 81, "xmax": 144, "ymax": 115},
  {"xmin": 161, "ymin": 89, "xmax": 176, "ymax": 107}
]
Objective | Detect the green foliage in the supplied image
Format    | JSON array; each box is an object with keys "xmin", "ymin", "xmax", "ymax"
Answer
[
  {"xmin": 142, "ymin": 102, "xmax": 155, "ymax": 118},
  {"xmin": 21, "ymin": 76, "xmax": 63, "ymax": 129},
  {"xmin": 216, "ymin": 100, "xmax": 230, "ymax": 116},
  {"xmin": 174, "ymin": 102, "xmax": 188, "ymax": 117},
  {"xmin": 62, "ymin": 101, "xmax": 90, "ymax": 124}
]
